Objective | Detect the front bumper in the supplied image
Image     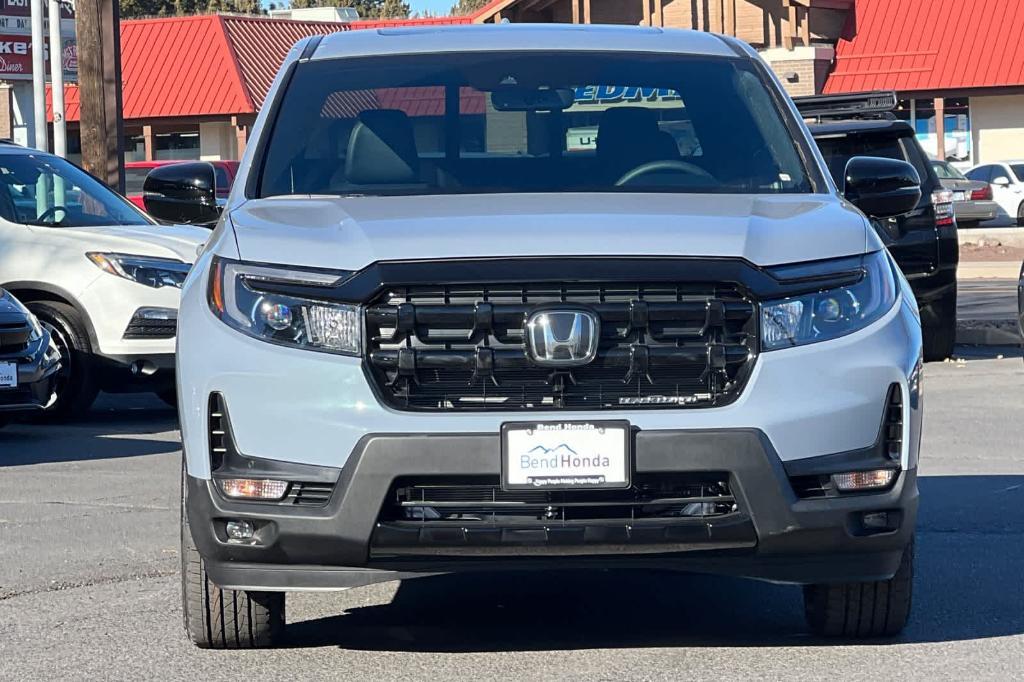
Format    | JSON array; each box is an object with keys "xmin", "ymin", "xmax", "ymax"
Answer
[
  {"xmin": 0, "ymin": 332, "xmax": 61, "ymax": 413},
  {"xmin": 186, "ymin": 429, "xmax": 918, "ymax": 590}
]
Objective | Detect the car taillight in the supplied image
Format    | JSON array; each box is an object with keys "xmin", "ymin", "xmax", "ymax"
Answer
[
  {"xmin": 932, "ymin": 189, "xmax": 955, "ymax": 226},
  {"xmin": 970, "ymin": 185, "xmax": 993, "ymax": 201}
]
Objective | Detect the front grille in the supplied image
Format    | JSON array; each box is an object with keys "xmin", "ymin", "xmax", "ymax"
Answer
[
  {"xmin": 380, "ymin": 473, "xmax": 738, "ymax": 524},
  {"xmin": 123, "ymin": 311, "xmax": 177, "ymax": 339},
  {"xmin": 286, "ymin": 482, "xmax": 334, "ymax": 506},
  {"xmin": 0, "ymin": 321, "xmax": 32, "ymax": 355},
  {"xmin": 365, "ymin": 282, "xmax": 758, "ymax": 411}
]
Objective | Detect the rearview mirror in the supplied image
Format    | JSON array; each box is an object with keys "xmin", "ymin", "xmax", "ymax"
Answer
[
  {"xmin": 843, "ymin": 156, "xmax": 922, "ymax": 220},
  {"xmin": 143, "ymin": 162, "xmax": 220, "ymax": 227},
  {"xmin": 992, "ymin": 176, "xmax": 1011, "ymax": 187},
  {"xmin": 491, "ymin": 87, "xmax": 575, "ymax": 112}
]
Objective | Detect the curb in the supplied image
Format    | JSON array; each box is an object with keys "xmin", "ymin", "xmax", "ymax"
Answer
[{"xmin": 957, "ymin": 320, "xmax": 1022, "ymax": 346}]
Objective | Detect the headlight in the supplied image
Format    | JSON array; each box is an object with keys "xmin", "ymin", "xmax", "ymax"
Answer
[
  {"xmin": 761, "ymin": 250, "xmax": 897, "ymax": 351},
  {"xmin": 87, "ymin": 252, "xmax": 191, "ymax": 289},
  {"xmin": 208, "ymin": 257, "xmax": 360, "ymax": 355}
]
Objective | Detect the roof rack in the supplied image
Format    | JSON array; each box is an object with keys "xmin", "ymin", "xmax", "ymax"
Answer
[{"xmin": 792, "ymin": 91, "xmax": 899, "ymax": 121}]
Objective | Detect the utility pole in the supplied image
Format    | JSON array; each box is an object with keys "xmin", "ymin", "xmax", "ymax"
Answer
[
  {"xmin": 30, "ymin": 0, "xmax": 47, "ymax": 151},
  {"xmin": 48, "ymin": 0, "xmax": 66, "ymax": 159},
  {"xmin": 75, "ymin": 0, "xmax": 124, "ymax": 193}
]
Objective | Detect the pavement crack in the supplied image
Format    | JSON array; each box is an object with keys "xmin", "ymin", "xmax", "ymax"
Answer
[{"xmin": 0, "ymin": 566, "xmax": 178, "ymax": 602}]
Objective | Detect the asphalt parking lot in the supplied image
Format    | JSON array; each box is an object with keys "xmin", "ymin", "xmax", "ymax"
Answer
[{"xmin": 1, "ymin": 349, "xmax": 1023, "ymax": 680}]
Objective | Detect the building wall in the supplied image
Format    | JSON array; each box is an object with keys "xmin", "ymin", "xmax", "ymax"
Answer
[
  {"xmin": 199, "ymin": 120, "xmax": 237, "ymax": 161},
  {"xmin": 970, "ymin": 94, "xmax": 1024, "ymax": 164}
]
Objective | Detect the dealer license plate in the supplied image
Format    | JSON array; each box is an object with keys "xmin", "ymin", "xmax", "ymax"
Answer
[
  {"xmin": 501, "ymin": 421, "xmax": 630, "ymax": 490},
  {"xmin": 0, "ymin": 362, "xmax": 16, "ymax": 388},
  {"xmin": 954, "ymin": 191, "xmax": 966, "ymax": 201}
]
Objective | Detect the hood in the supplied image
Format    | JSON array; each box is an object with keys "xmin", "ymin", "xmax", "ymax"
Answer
[
  {"xmin": 42, "ymin": 223, "xmax": 208, "ymax": 263},
  {"xmin": 229, "ymin": 193, "xmax": 870, "ymax": 271}
]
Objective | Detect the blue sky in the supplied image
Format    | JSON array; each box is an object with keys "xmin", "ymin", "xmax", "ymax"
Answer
[{"xmin": 410, "ymin": 0, "xmax": 453, "ymax": 15}]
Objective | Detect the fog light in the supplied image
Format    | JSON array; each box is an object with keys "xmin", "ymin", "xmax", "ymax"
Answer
[
  {"xmin": 219, "ymin": 478, "xmax": 289, "ymax": 500},
  {"xmin": 225, "ymin": 519, "xmax": 254, "ymax": 541},
  {"xmin": 861, "ymin": 511, "xmax": 890, "ymax": 529},
  {"xmin": 832, "ymin": 469, "xmax": 896, "ymax": 492}
]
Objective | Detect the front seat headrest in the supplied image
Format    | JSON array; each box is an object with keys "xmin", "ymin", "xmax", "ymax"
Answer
[
  {"xmin": 596, "ymin": 107, "xmax": 661, "ymax": 160},
  {"xmin": 345, "ymin": 109, "xmax": 420, "ymax": 185}
]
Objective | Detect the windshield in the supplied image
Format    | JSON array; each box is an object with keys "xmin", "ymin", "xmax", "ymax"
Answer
[
  {"xmin": 0, "ymin": 153, "xmax": 151, "ymax": 227},
  {"xmin": 256, "ymin": 52, "xmax": 813, "ymax": 197},
  {"xmin": 932, "ymin": 161, "xmax": 966, "ymax": 180}
]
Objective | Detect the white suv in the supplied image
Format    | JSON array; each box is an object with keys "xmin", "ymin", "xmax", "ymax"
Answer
[
  {"xmin": 160, "ymin": 25, "xmax": 925, "ymax": 647},
  {"xmin": 0, "ymin": 144, "xmax": 208, "ymax": 416}
]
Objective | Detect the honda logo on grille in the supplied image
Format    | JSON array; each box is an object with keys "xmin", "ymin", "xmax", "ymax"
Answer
[{"xmin": 525, "ymin": 309, "xmax": 600, "ymax": 367}]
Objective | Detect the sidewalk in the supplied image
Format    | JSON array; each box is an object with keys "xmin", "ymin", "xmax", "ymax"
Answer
[{"xmin": 956, "ymin": 261, "xmax": 1020, "ymax": 346}]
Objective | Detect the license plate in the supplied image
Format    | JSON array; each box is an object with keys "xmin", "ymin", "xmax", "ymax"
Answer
[
  {"xmin": 501, "ymin": 420, "xmax": 630, "ymax": 490},
  {"xmin": 0, "ymin": 362, "xmax": 16, "ymax": 388},
  {"xmin": 954, "ymin": 191, "xmax": 966, "ymax": 201}
]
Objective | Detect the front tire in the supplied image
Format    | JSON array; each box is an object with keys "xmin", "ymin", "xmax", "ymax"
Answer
[
  {"xmin": 922, "ymin": 287, "xmax": 957, "ymax": 362},
  {"xmin": 1017, "ymin": 201, "xmax": 1024, "ymax": 227},
  {"xmin": 803, "ymin": 542, "xmax": 914, "ymax": 638},
  {"xmin": 181, "ymin": 464, "xmax": 285, "ymax": 648},
  {"xmin": 25, "ymin": 301, "xmax": 98, "ymax": 418}
]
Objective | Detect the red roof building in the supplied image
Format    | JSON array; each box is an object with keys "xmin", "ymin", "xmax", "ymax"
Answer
[{"xmin": 822, "ymin": 0, "xmax": 1024, "ymax": 165}]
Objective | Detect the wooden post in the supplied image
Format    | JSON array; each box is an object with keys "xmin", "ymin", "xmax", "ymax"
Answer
[
  {"xmin": 783, "ymin": 0, "xmax": 795, "ymax": 50},
  {"xmin": 76, "ymin": 0, "xmax": 124, "ymax": 192},
  {"xmin": 582, "ymin": 0, "xmax": 590, "ymax": 24},
  {"xmin": 653, "ymin": 0, "xmax": 662, "ymax": 27},
  {"xmin": 642, "ymin": 0, "xmax": 651, "ymax": 26},
  {"xmin": 934, "ymin": 97, "xmax": 946, "ymax": 161},
  {"xmin": 231, "ymin": 116, "xmax": 247, "ymax": 159},
  {"xmin": 801, "ymin": 5, "xmax": 810, "ymax": 46},
  {"xmin": 710, "ymin": 0, "xmax": 723, "ymax": 33},
  {"xmin": 571, "ymin": 0, "xmax": 579, "ymax": 24},
  {"xmin": 142, "ymin": 124, "xmax": 154, "ymax": 161},
  {"xmin": 724, "ymin": 0, "xmax": 736, "ymax": 36}
]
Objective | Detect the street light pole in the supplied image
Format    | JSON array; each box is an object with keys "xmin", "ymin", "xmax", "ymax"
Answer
[
  {"xmin": 48, "ymin": 0, "xmax": 67, "ymax": 159},
  {"xmin": 30, "ymin": 0, "xmax": 47, "ymax": 152}
]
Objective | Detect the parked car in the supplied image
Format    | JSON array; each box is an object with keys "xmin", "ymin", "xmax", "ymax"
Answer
[
  {"xmin": 965, "ymin": 161, "xmax": 1024, "ymax": 226},
  {"xmin": 931, "ymin": 159, "xmax": 997, "ymax": 229},
  {"xmin": 0, "ymin": 288, "xmax": 61, "ymax": 427},
  {"xmin": 125, "ymin": 160, "xmax": 239, "ymax": 211},
  {"xmin": 151, "ymin": 26, "xmax": 923, "ymax": 647},
  {"xmin": 795, "ymin": 91, "xmax": 960, "ymax": 361},
  {"xmin": 1019, "ymin": 261, "xmax": 1023, "ymax": 349},
  {"xmin": 0, "ymin": 143, "xmax": 208, "ymax": 416}
]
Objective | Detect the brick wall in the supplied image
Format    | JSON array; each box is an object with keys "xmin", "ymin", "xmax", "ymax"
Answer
[
  {"xmin": 0, "ymin": 84, "xmax": 12, "ymax": 141},
  {"xmin": 768, "ymin": 59, "xmax": 818, "ymax": 97}
]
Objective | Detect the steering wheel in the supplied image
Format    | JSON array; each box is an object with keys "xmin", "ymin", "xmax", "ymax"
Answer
[
  {"xmin": 37, "ymin": 206, "xmax": 69, "ymax": 224},
  {"xmin": 615, "ymin": 160, "xmax": 716, "ymax": 187}
]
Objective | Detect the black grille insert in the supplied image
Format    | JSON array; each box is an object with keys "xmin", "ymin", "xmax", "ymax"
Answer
[
  {"xmin": 380, "ymin": 473, "xmax": 738, "ymax": 524},
  {"xmin": 0, "ymin": 321, "xmax": 33, "ymax": 354},
  {"xmin": 123, "ymin": 311, "xmax": 177, "ymax": 339},
  {"xmin": 365, "ymin": 282, "xmax": 758, "ymax": 411}
]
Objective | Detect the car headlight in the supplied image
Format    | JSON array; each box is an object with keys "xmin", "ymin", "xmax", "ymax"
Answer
[
  {"xmin": 208, "ymin": 257, "xmax": 360, "ymax": 355},
  {"xmin": 87, "ymin": 252, "xmax": 191, "ymax": 289},
  {"xmin": 761, "ymin": 250, "xmax": 898, "ymax": 351}
]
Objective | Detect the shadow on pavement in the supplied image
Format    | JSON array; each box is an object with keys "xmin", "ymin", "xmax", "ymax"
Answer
[
  {"xmin": 284, "ymin": 474, "xmax": 1024, "ymax": 650},
  {"xmin": 0, "ymin": 393, "xmax": 179, "ymax": 466},
  {"xmin": 954, "ymin": 344, "xmax": 1022, "ymax": 361}
]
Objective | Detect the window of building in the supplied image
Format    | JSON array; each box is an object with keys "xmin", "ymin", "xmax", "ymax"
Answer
[
  {"xmin": 897, "ymin": 98, "xmax": 972, "ymax": 164},
  {"xmin": 154, "ymin": 131, "xmax": 200, "ymax": 160}
]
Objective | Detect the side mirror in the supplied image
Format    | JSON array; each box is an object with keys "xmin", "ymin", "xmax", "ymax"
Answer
[
  {"xmin": 992, "ymin": 176, "xmax": 1011, "ymax": 187},
  {"xmin": 143, "ymin": 162, "xmax": 220, "ymax": 226},
  {"xmin": 843, "ymin": 156, "xmax": 922, "ymax": 219}
]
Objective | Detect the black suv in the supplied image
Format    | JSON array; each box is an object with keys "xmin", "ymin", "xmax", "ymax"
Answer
[{"xmin": 797, "ymin": 91, "xmax": 959, "ymax": 361}]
